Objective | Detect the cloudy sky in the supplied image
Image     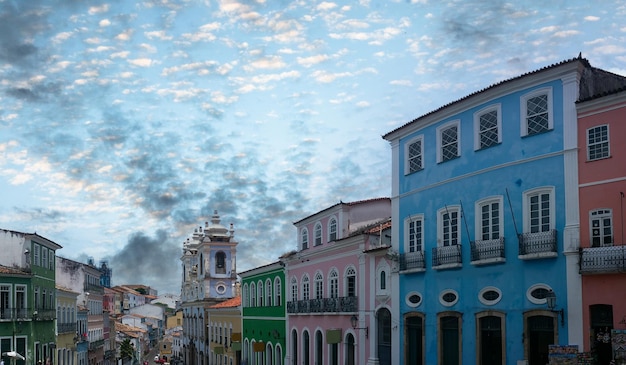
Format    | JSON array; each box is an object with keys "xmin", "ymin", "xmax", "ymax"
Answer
[{"xmin": 1, "ymin": 0, "xmax": 624, "ymax": 295}]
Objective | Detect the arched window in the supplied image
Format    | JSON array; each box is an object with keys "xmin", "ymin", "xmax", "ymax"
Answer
[
  {"xmin": 257, "ymin": 280, "xmax": 263, "ymax": 307},
  {"xmin": 303, "ymin": 330, "xmax": 310, "ymax": 365},
  {"xmin": 216, "ymin": 251, "xmax": 226, "ymax": 274},
  {"xmin": 242, "ymin": 283, "xmax": 248, "ymax": 307},
  {"xmin": 291, "ymin": 277, "xmax": 298, "ymax": 301},
  {"xmin": 274, "ymin": 277, "xmax": 282, "ymax": 306},
  {"xmin": 302, "ymin": 275, "xmax": 310, "ymax": 300},
  {"xmin": 345, "ymin": 267, "xmax": 356, "ymax": 297},
  {"xmin": 314, "ymin": 272, "xmax": 324, "ymax": 299},
  {"xmin": 250, "ymin": 283, "xmax": 256, "ymax": 308},
  {"xmin": 266, "ymin": 279, "xmax": 272, "ymax": 307},
  {"xmin": 380, "ymin": 271, "xmax": 386, "ymax": 290},
  {"xmin": 328, "ymin": 218, "xmax": 337, "ymax": 241},
  {"xmin": 314, "ymin": 223, "xmax": 322, "ymax": 246},
  {"xmin": 291, "ymin": 330, "xmax": 298, "ymax": 365},
  {"xmin": 329, "ymin": 270, "xmax": 338, "ymax": 299},
  {"xmin": 301, "ymin": 229, "xmax": 309, "ymax": 250},
  {"xmin": 315, "ymin": 330, "xmax": 324, "ymax": 365}
]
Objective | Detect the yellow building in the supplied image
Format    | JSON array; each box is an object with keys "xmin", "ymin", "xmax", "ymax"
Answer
[
  {"xmin": 206, "ymin": 297, "xmax": 241, "ymax": 365},
  {"xmin": 55, "ymin": 286, "xmax": 79, "ymax": 365}
]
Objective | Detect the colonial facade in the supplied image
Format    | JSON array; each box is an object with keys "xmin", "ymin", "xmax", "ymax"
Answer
[
  {"xmin": 382, "ymin": 56, "xmax": 626, "ymax": 365},
  {"xmin": 55, "ymin": 257, "xmax": 105, "ymax": 365},
  {"xmin": 283, "ymin": 199, "xmax": 392, "ymax": 365},
  {"xmin": 577, "ymin": 85, "xmax": 626, "ymax": 364},
  {"xmin": 180, "ymin": 211, "xmax": 238, "ymax": 365},
  {"xmin": 240, "ymin": 261, "xmax": 286, "ymax": 365},
  {"xmin": 0, "ymin": 229, "xmax": 61, "ymax": 365},
  {"xmin": 206, "ymin": 296, "xmax": 241, "ymax": 365}
]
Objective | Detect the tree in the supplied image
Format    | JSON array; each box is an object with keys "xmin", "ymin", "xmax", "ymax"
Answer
[{"xmin": 120, "ymin": 339, "xmax": 135, "ymax": 362}]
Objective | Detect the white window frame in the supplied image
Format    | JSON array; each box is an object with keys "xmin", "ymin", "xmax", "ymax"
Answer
[
  {"xmin": 590, "ymin": 209, "xmax": 613, "ymax": 247},
  {"xmin": 587, "ymin": 124, "xmax": 610, "ymax": 161},
  {"xmin": 520, "ymin": 87, "xmax": 553, "ymax": 137},
  {"xmin": 404, "ymin": 214, "xmax": 424, "ymax": 253},
  {"xmin": 314, "ymin": 271, "xmax": 324, "ymax": 299},
  {"xmin": 436, "ymin": 120, "xmax": 460, "ymax": 163},
  {"xmin": 314, "ymin": 223, "xmax": 322, "ymax": 246},
  {"xmin": 266, "ymin": 279, "xmax": 272, "ymax": 307},
  {"xmin": 522, "ymin": 187, "xmax": 555, "ymax": 234},
  {"xmin": 344, "ymin": 266, "xmax": 356, "ymax": 297},
  {"xmin": 242, "ymin": 283, "xmax": 248, "ymax": 307},
  {"xmin": 301, "ymin": 228, "xmax": 309, "ymax": 250},
  {"xmin": 274, "ymin": 277, "xmax": 282, "ymax": 306},
  {"xmin": 328, "ymin": 269, "xmax": 339, "ymax": 299},
  {"xmin": 404, "ymin": 135, "xmax": 424, "ymax": 174},
  {"xmin": 475, "ymin": 196, "xmax": 504, "ymax": 241},
  {"xmin": 250, "ymin": 282, "xmax": 256, "ymax": 307},
  {"xmin": 437, "ymin": 206, "xmax": 461, "ymax": 246},
  {"xmin": 328, "ymin": 217, "xmax": 338, "ymax": 242},
  {"xmin": 257, "ymin": 280, "xmax": 263, "ymax": 307},
  {"xmin": 290, "ymin": 277, "xmax": 298, "ymax": 301},
  {"xmin": 473, "ymin": 104, "xmax": 502, "ymax": 150},
  {"xmin": 301, "ymin": 275, "xmax": 310, "ymax": 301}
]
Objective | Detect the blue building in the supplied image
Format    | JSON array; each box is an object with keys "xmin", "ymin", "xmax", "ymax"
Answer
[{"xmin": 382, "ymin": 57, "xmax": 626, "ymax": 365}]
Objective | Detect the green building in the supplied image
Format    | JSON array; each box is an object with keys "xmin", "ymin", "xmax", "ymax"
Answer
[
  {"xmin": 1, "ymin": 229, "xmax": 62, "ymax": 365},
  {"xmin": 240, "ymin": 261, "xmax": 285, "ymax": 365}
]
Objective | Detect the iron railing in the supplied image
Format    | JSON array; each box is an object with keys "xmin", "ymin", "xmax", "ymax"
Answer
[
  {"xmin": 89, "ymin": 339, "xmax": 104, "ymax": 350},
  {"xmin": 399, "ymin": 251, "xmax": 426, "ymax": 271},
  {"xmin": 518, "ymin": 229, "xmax": 557, "ymax": 256},
  {"xmin": 287, "ymin": 296, "xmax": 357, "ymax": 314},
  {"xmin": 470, "ymin": 237, "xmax": 505, "ymax": 262},
  {"xmin": 432, "ymin": 245, "xmax": 462, "ymax": 267},
  {"xmin": 580, "ymin": 246, "xmax": 626, "ymax": 274},
  {"xmin": 0, "ymin": 308, "xmax": 37, "ymax": 321},
  {"xmin": 57, "ymin": 322, "xmax": 76, "ymax": 333}
]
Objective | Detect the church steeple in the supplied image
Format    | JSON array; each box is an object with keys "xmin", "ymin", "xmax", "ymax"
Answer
[{"xmin": 181, "ymin": 210, "xmax": 238, "ymax": 302}]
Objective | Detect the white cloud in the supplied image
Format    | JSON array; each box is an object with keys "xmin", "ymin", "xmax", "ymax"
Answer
[
  {"xmin": 584, "ymin": 16, "xmax": 600, "ymax": 21},
  {"xmin": 297, "ymin": 54, "xmax": 329, "ymax": 67},
  {"xmin": 52, "ymin": 32, "xmax": 73, "ymax": 44},
  {"xmin": 115, "ymin": 30, "xmax": 133, "ymax": 41},
  {"xmin": 88, "ymin": 4, "xmax": 109, "ymax": 14},
  {"xmin": 128, "ymin": 58, "xmax": 154, "ymax": 67},
  {"xmin": 317, "ymin": 2, "xmax": 337, "ymax": 11},
  {"xmin": 99, "ymin": 19, "xmax": 111, "ymax": 27}
]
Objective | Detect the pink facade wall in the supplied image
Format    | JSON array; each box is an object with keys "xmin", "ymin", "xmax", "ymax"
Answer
[{"xmin": 577, "ymin": 93, "xmax": 626, "ymax": 351}]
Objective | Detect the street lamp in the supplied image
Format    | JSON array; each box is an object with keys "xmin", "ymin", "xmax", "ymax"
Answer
[
  {"xmin": 545, "ymin": 290, "xmax": 565, "ymax": 326},
  {"xmin": 350, "ymin": 315, "xmax": 368, "ymax": 338}
]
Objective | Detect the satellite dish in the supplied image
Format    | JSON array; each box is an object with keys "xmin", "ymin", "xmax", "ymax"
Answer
[{"xmin": 2, "ymin": 351, "xmax": 26, "ymax": 360}]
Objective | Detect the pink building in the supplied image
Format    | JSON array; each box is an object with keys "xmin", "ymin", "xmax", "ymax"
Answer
[
  {"xmin": 577, "ymin": 87, "xmax": 626, "ymax": 363},
  {"xmin": 283, "ymin": 198, "xmax": 393, "ymax": 365}
]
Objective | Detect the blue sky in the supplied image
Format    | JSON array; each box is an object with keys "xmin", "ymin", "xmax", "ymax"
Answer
[{"xmin": 1, "ymin": 0, "xmax": 625, "ymax": 294}]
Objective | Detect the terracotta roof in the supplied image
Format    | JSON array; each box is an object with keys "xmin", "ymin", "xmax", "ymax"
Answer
[
  {"xmin": 293, "ymin": 197, "xmax": 390, "ymax": 225},
  {"xmin": 0, "ymin": 264, "xmax": 29, "ymax": 276},
  {"xmin": 383, "ymin": 55, "xmax": 626, "ymax": 140},
  {"xmin": 210, "ymin": 296, "xmax": 241, "ymax": 308}
]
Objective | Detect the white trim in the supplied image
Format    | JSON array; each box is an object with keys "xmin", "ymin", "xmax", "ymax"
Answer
[
  {"xmin": 526, "ymin": 283, "xmax": 553, "ymax": 305},
  {"xmin": 436, "ymin": 120, "xmax": 461, "ymax": 163},
  {"xmin": 439, "ymin": 289, "xmax": 459, "ymax": 307},
  {"xmin": 473, "ymin": 104, "xmax": 502, "ymax": 150},
  {"xmin": 437, "ymin": 205, "xmax": 461, "ymax": 247},
  {"xmin": 474, "ymin": 196, "xmax": 504, "ymax": 241},
  {"xmin": 522, "ymin": 186, "xmax": 556, "ymax": 233},
  {"xmin": 520, "ymin": 87, "xmax": 553, "ymax": 137},
  {"xmin": 586, "ymin": 124, "xmax": 610, "ymax": 161},
  {"xmin": 478, "ymin": 286, "xmax": 502, "ymax": 306},
  {"xmin": 404, "ymin": 134, "xmax": 425, "ymax": 174},
  {"xmin": 404, "ymin": 214, "xmax": 424, "ymax": 253},
  {"xmin": 405, "ymin": 291, "xmax": 423, "ymax": 308}
]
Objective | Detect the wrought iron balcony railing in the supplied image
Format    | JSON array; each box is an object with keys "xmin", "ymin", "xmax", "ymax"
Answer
[
  {"xmin": 89, "ymin": 339, "xmax": 104, "ymax": 350},
  {"xmin": 580, "ymin": 245, "xmax": 626, "ymax": 274},
  {"xmin": 399, "ymin": 251, "xmax": 426, "ymax": 272},
  {"xmin": 471, "ymin": 237, "xmax": 505, "ymax": 263},
  {"xmin": 518, "ymin": 229, "xmax": 557, "ymax": 258},
  {"xmin": 57, "ymin": 322, "xmax": 76, "ymax": 333},
  {"xmin": 432, "ymin": 245, "xmax": 462, "ymax": 268},
  {"xmin": 0, "ymin": 308, "xmax": 39, "ymax": 321},
  {"xmin": 287, "ymin": 296, "xmax": 357, "ymax": 314}
]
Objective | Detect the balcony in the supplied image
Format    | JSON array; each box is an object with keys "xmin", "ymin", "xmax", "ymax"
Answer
[
  {"xmin": 89, "ymin": 339, "xmax": 104, "ymax": 350},
  {"xmin": 287, "ymin": 296, "xmax": 357, "ymax": 314},
  {"xmin": 432, "ymin": 245, "xmax": 462, "ymax": 269},
  {"xmin": 471, "ymin": 237, "xmax": 505, "ymax": 265},
  {"xmin": 0, "ymin": 308, "xmax": 37, "ymax": 321},
  {"xmin": 58, "ymin": 322, "xmax": 76, "ymax": 334},
  {"xmin": 580, "ymin": 246, "xmax": 626, "ymax": 274},
  {"xmin": 518, "ymin": 229, "xmax": 557, "ymax": 259},
  {"xmin": 399, "ymin": 251, "xmax": 426, "ymax": 273}
]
